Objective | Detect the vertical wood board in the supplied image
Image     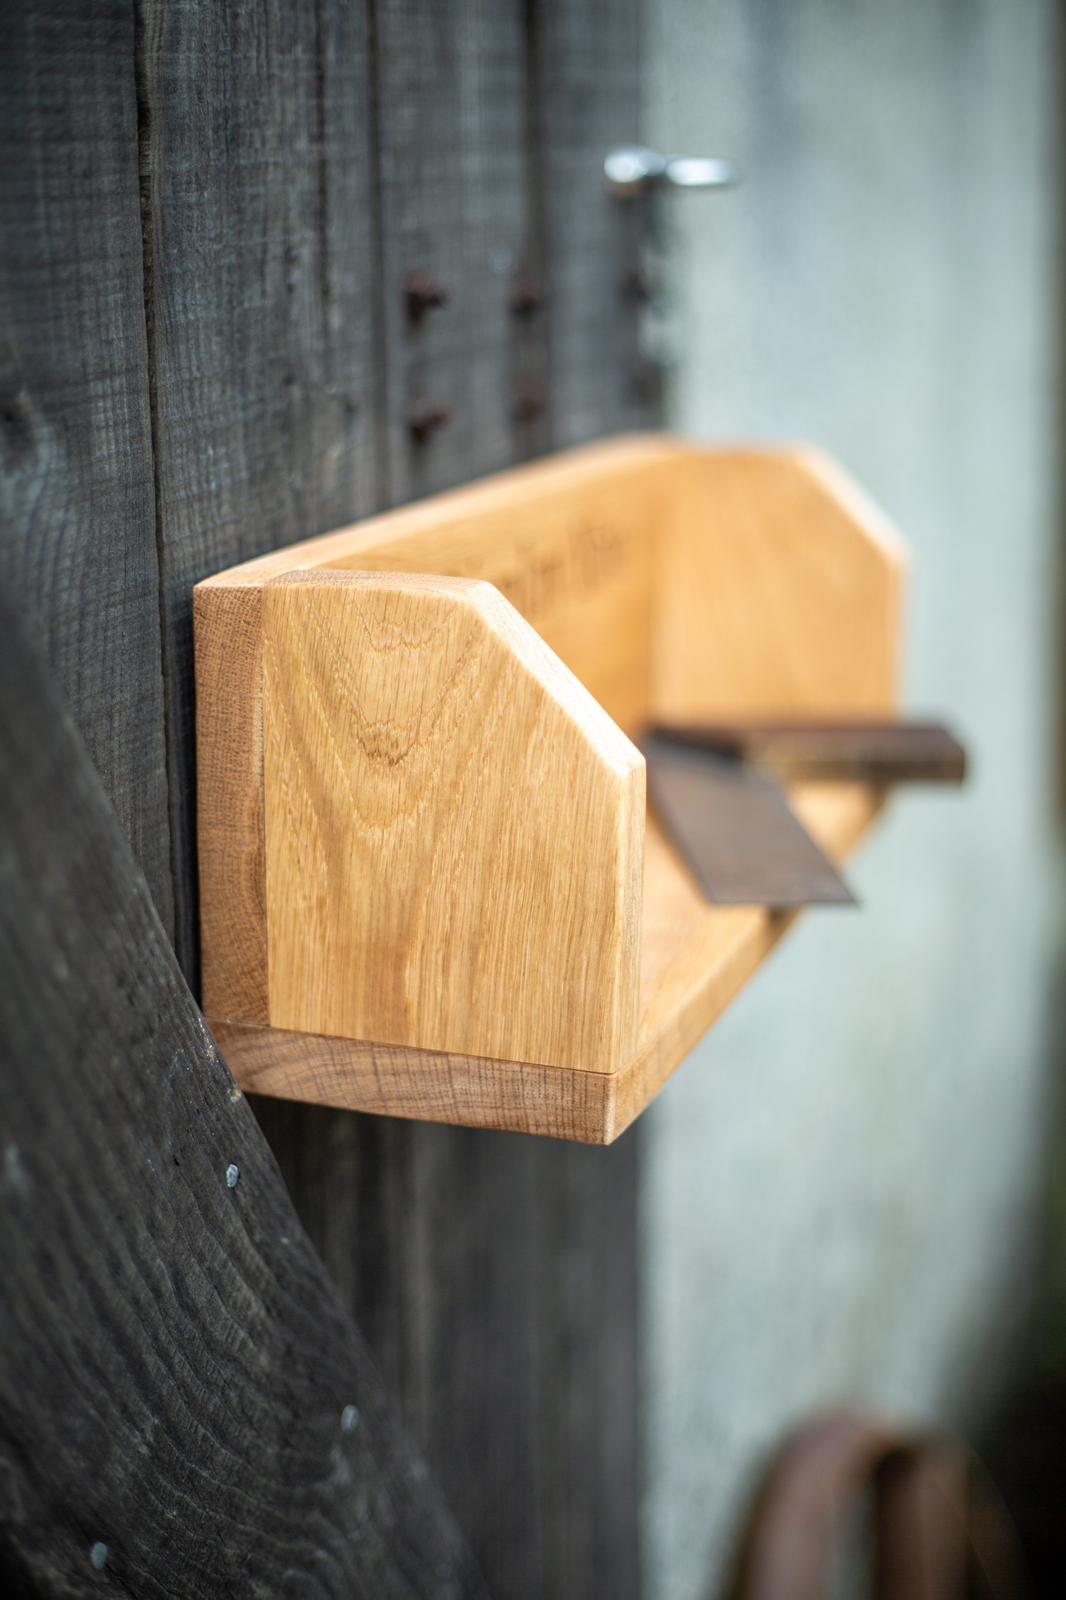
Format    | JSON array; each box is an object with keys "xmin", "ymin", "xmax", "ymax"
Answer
[
  {"xmin": 0, "ymin": 590, "xmax": 486, "ymax": 1600},
  {"xmin": 374, "ymin": 0, "xmax": 539, "ymax": 497},
  {"xmin": 537, "ymin": 0, "xmax": 650, "ymax": 447},
  {"xmin": 138, "ymin": 0, "xmax": 382, "ymax": 982},
  {"xmin": 0, "ymin": 0, "xmax": 173, "ymax": 928}
]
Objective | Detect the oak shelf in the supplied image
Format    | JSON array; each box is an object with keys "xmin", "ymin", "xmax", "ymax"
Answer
[{"xmin": 196, "ymin": 436, "xmax": 904, "ymax": 1142}]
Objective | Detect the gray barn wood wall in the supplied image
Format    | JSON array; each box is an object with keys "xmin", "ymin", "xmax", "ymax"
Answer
[{"xmin": 1, "ymin": 2, "xmax": 653, "ymax": 1595}]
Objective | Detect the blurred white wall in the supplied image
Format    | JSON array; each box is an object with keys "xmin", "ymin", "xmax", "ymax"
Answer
[{"xmin": 642, "ymin": 2, "xmax": 1063, "ymax": 1595}]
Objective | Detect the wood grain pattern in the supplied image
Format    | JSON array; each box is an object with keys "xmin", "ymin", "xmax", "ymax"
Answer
[
  {"xmin": 201, "ymin": 433, "xmax": 671, "ymax": 723},
  {"xmin": 536, "ymin": 0, "xmax": 649, "ymax": 445},
  {"xmin": 650, "ymin": 449, "xmax": 906, "ymax": 721},
  {"xmin": 198, "ymin": 436, "xmax": 902, "ymax": 1137},
  {"xmin": 137, "ymin": 0, "xmax": 382, "ymax": 984},
  {"xmin": 196, "ymin": 437, "xmax": 669, "ymax": 1026},
  {"xmin": 216, "ymin": 784, "xmax": 882, "ymax": 1143},
  {"xmin": 0, "ymin": 588, "xmax": 486, "ymax": 1599},
  {"xmin": 6, "ymin": 9, "xmax": 653, "ymax": 1595},
  {"xmin": 374, "ymin": 0, "xmax": 536, "ymax": 495},
  {"xmin": 632, "ymin": 784, "xmax": 882, "ymax": 1130},
  {"xmin": 0, "ymin": 0, "xmax": 173, "ymax": 930},
  {"xmin": 252, "ymin": 1100, "xmax": 641, "ymax": 1600},
  {"xmin": 262, "ymin": 570, "xmax": 643, "ymax": 1068},
  {"xmin": 194, "ymin": 580, "xmax": 270, "ymax": 1024},
  {"xmin": 155, "ymin": 16, "xmax": 652, "ymax": 1591}
]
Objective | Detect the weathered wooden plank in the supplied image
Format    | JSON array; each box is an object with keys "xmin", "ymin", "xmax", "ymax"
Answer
[
  {"xmin": 137, "ymin": 0, "xmax": 382, "ymax": 981},
  {"xmin": 0, "ymin": 590, "xmax": 487, "ymax": 1599},
  {"xmin": 136, "ymin": 2, "xmax": 649, "ymax": 1591},
  {"xmin": 0, "ymin": 0, "xmax": 173, "ymax": 930},
  {"xmin": 535, "ymin": 0, "xmax": 651, "ymax": 445},
  {"xmin": 530, "ymin": 1137, "xmax": 642, "ymax": 1593},
  {"xmin": 524, "ymin": 7, "xmax": 649, "ymax": 1589},
  {"xmin": 256, "ymin": 1107, "xmax": 556, "ymax": 1596},
  {"xmin": 373, "ymin": 0, "xmax": 537, "ymax": 496}
]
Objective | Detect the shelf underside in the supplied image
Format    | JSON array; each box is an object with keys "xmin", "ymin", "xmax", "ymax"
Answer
[{"xmin": 212, "ymin": 781, "xmax": 884, "ymax": 1145}]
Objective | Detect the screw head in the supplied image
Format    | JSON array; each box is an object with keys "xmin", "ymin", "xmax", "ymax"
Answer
[
  {"xmin": 405, "ymin": 270, "xmax": 449, "ymax": 323},
  {"xmin": 407, "ymin": 400, "xmax": 451, "ymax": 443},
  {"xmin": 510, "ymin": 275, "xmax": 545, "ymax": 318},
  {"xmin": 512, "ymin": 379, "xmax": 546, "ymax": 424}
]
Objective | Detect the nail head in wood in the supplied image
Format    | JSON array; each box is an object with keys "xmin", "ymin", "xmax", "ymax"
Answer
[
  {"xmin": 404, "ymin": 269, "xmax": 449, "ymax": 323},
  {"xmin": 510, "ymin": 275, "xmax": 545, "ymax": 317},
  {"xmin": 406, "ymin": 400, "xmax": 451, "ymax": 443},
  {"xmin": 512, "ymin": 379, "xmax": 546, "ymax": 423}
]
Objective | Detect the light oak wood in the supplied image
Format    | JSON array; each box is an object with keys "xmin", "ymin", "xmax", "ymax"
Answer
[
  {"xmin": 203, "ymin": 433, "xmax": 675, "ymax": 722},
  {"xmin": 649, "ymin": 448, "xmax": 906, "ymax": 722},
  {"xmin": 195, "ymin": 436, "xmax": 674, "ymax": 1029},
  {"xmin": 195, "ymin": 436, "xmax": 905, "ymax": 1139},
  {"xmin": 262, "ymin": 570, "xmax": 643, "ymax": 1070},
  {"xmin": 195, "ymin": 581, "xmax": 269, "ymax": 1023},
  {"xmin": 213, "ymin": 784, "xmax": 882, "ymax": 1143}
]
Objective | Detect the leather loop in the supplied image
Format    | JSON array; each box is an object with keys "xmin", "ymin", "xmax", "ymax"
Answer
[{"xmin": 728, "ymin": 1409, "xmax": 1025, "ymax": 1600}]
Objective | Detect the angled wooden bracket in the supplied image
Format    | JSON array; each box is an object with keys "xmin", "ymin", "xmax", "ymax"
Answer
[{"xmin": 195, "ymin": 436, "xmax": 909, "ymax": 1142}]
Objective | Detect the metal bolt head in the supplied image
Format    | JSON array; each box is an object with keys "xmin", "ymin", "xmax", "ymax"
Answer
[
  {"xmin": 512, "ymin": 379, "xmax": 546, "ymax": 424},
  {"xmin": 405, "ymin": 270, "xmax": 449, "ymax": 322},
  {"xmin": 407, "ymin": 400, "xmax": 451, "ymax": 443},
  {"xmin": 510, "ymin": 275, "xmax": 545, "ymax": 318}
]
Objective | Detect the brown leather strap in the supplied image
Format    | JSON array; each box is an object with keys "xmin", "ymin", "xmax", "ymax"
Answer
[
  {"xmin": 874, "ymin": 1441, "xmax": 970, "ymax": 1600},
  {"xmin": 650, "ymin": 720, "xmax": 967, "ymax": 786},
  {"xmin": 642, "ymin": 734, "xmax": 855, "ymax": 907},
  {"xmin": 728, "ymin": 1410, "xmax": 1025, "ymax": 1600}
]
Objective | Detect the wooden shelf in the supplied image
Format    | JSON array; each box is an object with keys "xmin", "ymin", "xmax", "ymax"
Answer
[
  {"xmin": 196, "ymin": 436, "xmax": 904, "ymax": 1142},
  {"xmin": 214, "ymin": 783, "xmax": 882, "ymax": 1142}
]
